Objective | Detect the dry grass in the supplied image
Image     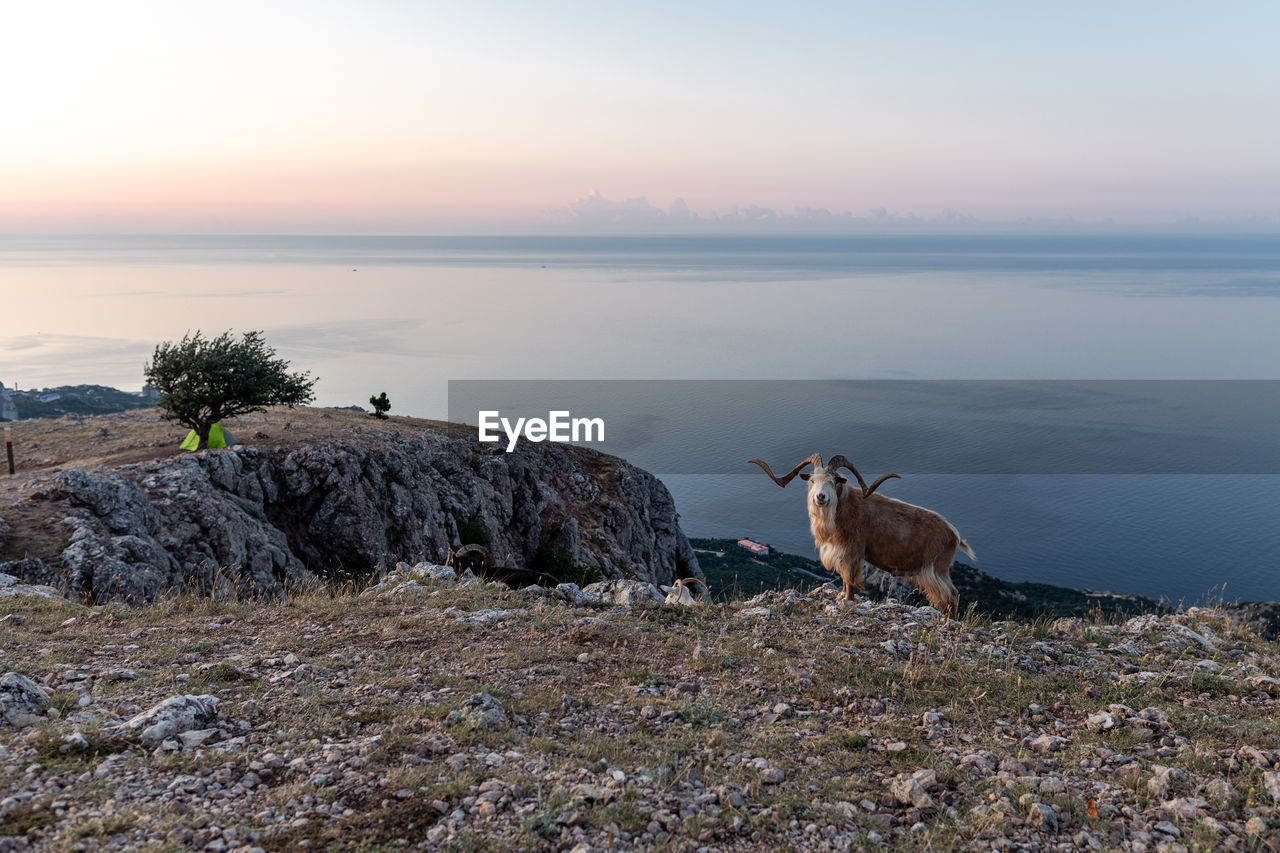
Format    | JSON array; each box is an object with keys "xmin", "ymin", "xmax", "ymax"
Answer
[{"xmin": 2, "ymin": 579, "xmax": 1278, "ymax": 851}]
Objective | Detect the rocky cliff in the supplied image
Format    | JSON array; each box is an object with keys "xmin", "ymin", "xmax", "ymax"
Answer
[{"xmin": 0, "ymin": 424, "xmax": 700, "ymax": 603}]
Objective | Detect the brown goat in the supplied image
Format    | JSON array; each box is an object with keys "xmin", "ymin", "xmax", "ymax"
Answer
[{"xmin": 749, "ymin": 453, "xmax": 975, "ymax": 617}]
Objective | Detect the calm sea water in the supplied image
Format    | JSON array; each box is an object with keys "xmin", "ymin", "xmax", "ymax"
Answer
[{"xmin": 3, "ymin": 234, "xmax": 1279, "ymax": 602}]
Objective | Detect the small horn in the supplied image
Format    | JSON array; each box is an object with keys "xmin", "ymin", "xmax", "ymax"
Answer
[{"xmin": 748, "ymin": 453, "xmax": 823, "ymax": 488}]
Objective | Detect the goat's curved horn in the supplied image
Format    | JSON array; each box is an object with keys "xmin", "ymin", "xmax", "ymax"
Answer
[
  {"xmin": 863, "ymin": 472, "xmax": 901, "ymax": 497},
  {"xmin": 748, "ymin": 454, "xmax": 823, "ymax": 488},
  {"xmin": 825, "ymin": 455, "xmax": 869, "ymax": 493},
  {"xmin": 684, "ymin": 577, "xmax": 711, "ymax": 602},
  {"xmin": 827, "ymin": 455, "xmax": 901, "ymax": 497}
]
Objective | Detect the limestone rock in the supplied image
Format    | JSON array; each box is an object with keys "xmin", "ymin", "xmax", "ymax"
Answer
[
  {"xmin": 115, "ymin": 694, "xmax": 219, "ymax": 745},
  {"xmin": 25, "ymin": 432, "xmax": 701, "ymax": 603},
  {"xmin": 1264, "ymin": 770, "xmax": 1280, "ymax": 804},
  {"xmin": 449, "ymin": 692, "xmax": 507, "ymax": 731},
  {"xmin": 1, "ymin": 671, "xmax": 48, "ymax": 724},
  {"xmin": 582, "ymin": 579, "xmax": 663, "ymax": 605},
  {"xmin": 552, "ymin": 583, "xmax": 600, "ymax": 606},
  {"xmin": 891, "ymin": 775, "xmax": 935, "ymax": 810},
  {"xmin": 1028, "ymin": 802, "xmax": 1058, "ymax": 832}
]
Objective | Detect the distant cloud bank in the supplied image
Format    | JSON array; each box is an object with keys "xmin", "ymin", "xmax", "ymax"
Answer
[{"xmin": 543, "ymin": 190, "xmax": 1280, "ymax": 235}]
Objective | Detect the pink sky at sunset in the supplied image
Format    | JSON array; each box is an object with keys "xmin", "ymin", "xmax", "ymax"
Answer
[{"xmin": 4, "ymin": 1, "xmax": 1278, "ymax": 233}]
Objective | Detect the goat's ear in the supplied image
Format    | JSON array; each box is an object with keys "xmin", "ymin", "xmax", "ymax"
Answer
[
  {"xmin": 835, "ymin": 475, "xmax": 847, "ymax": 484},
  {"xmin": 799, "ymin": 473, "xmax": 810, "ymax": 481}
]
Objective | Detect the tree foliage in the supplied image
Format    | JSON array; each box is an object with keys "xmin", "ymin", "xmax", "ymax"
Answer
[
  {"xmin": 369, "ymin": 392, "xmax": 391, "ymax": 419},
  {"xmin": 145, "ymin": 330, "xmax": 315, "ymax": 447}
]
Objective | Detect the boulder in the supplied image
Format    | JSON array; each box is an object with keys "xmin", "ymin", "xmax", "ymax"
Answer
[
  {"xmin": 1, "ymin": 672, "xmax": 48, "ymax": 724},
  {"xmin": 114, "ymin": 694, "xmax": 219, "ymax": 745},
  {"xmin": 449, "ymin": 692, "xmax": 507, "ymax": 731}
]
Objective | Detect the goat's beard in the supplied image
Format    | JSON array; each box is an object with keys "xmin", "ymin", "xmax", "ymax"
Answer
[{"xmin": 809, "ymin": 498, "xmax": 837, "ymax": 540}]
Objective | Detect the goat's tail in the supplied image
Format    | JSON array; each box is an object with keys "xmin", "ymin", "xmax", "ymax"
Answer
[{"xmin": 957, "ymin": 539, "xmax": 976, "ymax": 561}]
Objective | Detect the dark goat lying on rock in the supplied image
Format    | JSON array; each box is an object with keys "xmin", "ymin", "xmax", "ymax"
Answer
[{"xmin": 445, "ymin": 545, "xmax": 561, "ymax": 589}]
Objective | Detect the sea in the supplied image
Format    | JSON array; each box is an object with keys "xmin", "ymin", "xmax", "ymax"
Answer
[{"xmin": 3, "ymin": 233, "xmax": 1279, "ymax": 603}]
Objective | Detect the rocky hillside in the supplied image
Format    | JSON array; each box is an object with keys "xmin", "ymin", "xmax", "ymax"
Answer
[
  {"xmin": 1, "ymin": 569, "xmax": 1278, "ymax": 851},
  {"xmin": 0, "ymin": 384, "xmax": 155, "ymax": 422},
  {"xmin": 0, "ymin": 409, "xmax": 700, "ymax": 603},
  {"xmin": 694, "ymin": 538, "xmax": 1280, "ymax": 641}
]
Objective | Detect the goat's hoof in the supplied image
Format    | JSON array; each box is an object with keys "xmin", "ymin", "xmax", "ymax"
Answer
[{"xmin": 836, "ymin": 597, "xmax": 851, "ymax": 609}]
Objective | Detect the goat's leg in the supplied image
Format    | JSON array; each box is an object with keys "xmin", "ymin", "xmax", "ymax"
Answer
[
  {"xmin": 936, "ymin": 552, "xmax": 960, "ymax": 618},
  {"xmin": 836, "ymin": 547, "xmax": 865, "ymax": 603},
  {"xmin": 918, "ymin": 552, "xmax": 960, "ymax": 618}
]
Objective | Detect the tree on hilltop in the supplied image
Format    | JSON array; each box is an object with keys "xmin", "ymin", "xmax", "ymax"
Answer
[
  {"xmin": 145, "ymin": 330, "xmax": 316, "ymax": 449},
  {"xmin": 369, "ymin": 392, "xmax": 391, "ymax": 419}
]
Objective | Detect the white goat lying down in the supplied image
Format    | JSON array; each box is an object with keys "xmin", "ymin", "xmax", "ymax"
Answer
[
  {"xmin": 662, "ymin": 577, "xmax": 710, "ymax": 607},
  {"xmin": 749, "ymin": 453, "xmax": 974, "ymax": 617}
]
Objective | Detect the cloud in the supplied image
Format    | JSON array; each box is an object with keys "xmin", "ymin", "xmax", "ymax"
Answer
[
  {"xmin": 554, "ymin": 189, "xmax": 670, "ymax": 227},
  {"xmin": 547, "ymin": 191, "xmax": 989, "ymax": 233}
]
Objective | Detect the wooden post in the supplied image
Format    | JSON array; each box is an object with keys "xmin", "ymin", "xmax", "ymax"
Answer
[{"xmin": 4, "ymin": 426, "xmax": 12, "ymax": 475}]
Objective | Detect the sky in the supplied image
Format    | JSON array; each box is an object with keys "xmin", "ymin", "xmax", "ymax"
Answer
[{"xmin": 3, "ymin": 0, "xmax": 1279, "ymax": 234}]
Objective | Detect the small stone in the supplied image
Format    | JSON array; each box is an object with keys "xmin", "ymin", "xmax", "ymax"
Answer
[
  {"xmin": 179, "ymin": 728, "xmax": 218, "ymax": 750},
  {"xmin": 1027, "ymin": 734, "xmax": 1068, "ymax": 753},
  {"xmin": 1, "ymin": 671, "xmax": 48, "ymax": 722},
  {"xmin": 558, "ymin": 809, "xmax": 588, "ymax": 827},
  {"xmin": 911, "ymin": 769, "xmax": 939, "ymax": 791},
  {"xmin": 1147, "ymin": 765, "xmax": 1181, "ymax": 799},
  {"xmin": 1028, "ymin": 802, "xmax": 1058, "ymax": 832},
  {"xmin": 1201, "ymin": 778, "xmax": 1236, "ymax": 805},
  {"xmin": 1263, "ymin": 770, "xmax": 1280, "ymax": 804},
  {"xmin": 449, "ymin": 692, "xmax": 507, "ymax": 730},
  {"xmin": 758, "ymin": 766, "xmax": 786, "ymax": 784},
  {"xmin": 1245, "ymin": 816, "xmax": 1268, "ymax": 837},
  {"xmin": 59, "ymin": 732, "xmax": 89, "ymax": 753},
  {"xmin": 891, "ymin": 775, "xmax": 935, "ymax": 810},
  {"xmin": 1087, "ymin": 711, "xmax": 1120, "ymax": 731},
  {"xmin": 1161, "ymin": 797, "xmax": 1207, "ymax": 818}
]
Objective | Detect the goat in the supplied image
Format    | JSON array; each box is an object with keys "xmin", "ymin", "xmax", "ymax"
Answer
[
  {"xmin": 661, "ymin": 577, "xmax": 711, "ymax": 607},
  {"xmin": 748, "ymin": 453, "xmax": 974, "ymax": 617},
  {"xmin": 445, "ymin": 545, "xmax": 561, "ymax": 589}
]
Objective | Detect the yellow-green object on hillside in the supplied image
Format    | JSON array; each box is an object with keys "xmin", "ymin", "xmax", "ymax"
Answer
[{"xmin": 180, "ymin": 423, "xmax": 237, "ymax": 451}]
